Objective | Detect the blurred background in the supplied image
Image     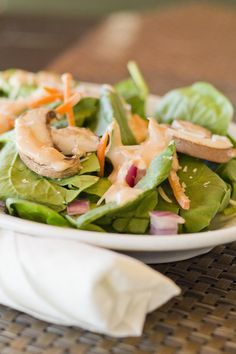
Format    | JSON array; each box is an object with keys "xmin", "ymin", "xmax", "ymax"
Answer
[{"xmin": 0, "ymin": 0, "xmax": 236, "ymax": 102}]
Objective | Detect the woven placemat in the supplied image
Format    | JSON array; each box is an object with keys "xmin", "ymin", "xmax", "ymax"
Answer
[{"xmin": 0, "ymin": 243, "xmax": 235, "ymax": 354}]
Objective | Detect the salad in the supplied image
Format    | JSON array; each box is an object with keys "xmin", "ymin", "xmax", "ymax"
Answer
[{"xmin": 0, "ymin": 62, "xmax": 235, "ymax": 235}]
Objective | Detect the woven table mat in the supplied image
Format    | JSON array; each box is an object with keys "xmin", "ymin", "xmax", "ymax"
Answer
[{"xmin": 0, "ymin": 243, "xmax": 235, "ymax": 354}]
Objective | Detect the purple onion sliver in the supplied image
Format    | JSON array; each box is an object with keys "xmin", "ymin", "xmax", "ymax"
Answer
[
  {"xmin": 150, "ymin": 211, "xmax": 185, "ymax": 223},
  {"xmin": 67, "ymin": 199, "xmax": 90, "ymax": 216},
  {"xmin": 149, "ymin": 210, "xmax": 185, "ymax": 235},
  {"xmin": 125, "ymin": 165, "xmax": 138, "ymax": 187}
]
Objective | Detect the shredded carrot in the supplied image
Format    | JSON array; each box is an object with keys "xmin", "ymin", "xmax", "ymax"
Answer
[
  {"xmin": 28, "ymin": 93, "xmax": 63, "ymax": 109},
  {"xmin": 61, "ymin": 73, "xmax": 75, "ymax": 126},
  {"xmin": 43, "ymin": 86, "xmax": 61, "ymax": 95},
  {"xmin": 97, "ymin": 131, "xmax": 109, "ymax": 177},
  {"xmin": 55, "ymin": 92, "xmax": 80, "ymax": 114},
  {"xmin": 168, "ymin": 170, "xmax": 190, "ymax": 210},
  {"xmin": 172, "ymin": 152, "xmax": 180, "ymax": 171}
]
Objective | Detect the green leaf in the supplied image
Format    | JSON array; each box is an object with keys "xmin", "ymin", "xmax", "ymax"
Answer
[
  {"xmin": 178, "ymin": 155, "xmax": 230, "ymax": 232},
  {"xmin": 127, "ymin": 61, "xmax": 149, "ymax": 99},
  {"xmin": 84, "ymin": 178, "xmax": 111, "ymax": 197},
  {"xmin": 155, "ymin": 82, "xmax": 234, "ymax": 135},
  {"xmin": 95, "ymin": 85, "xmax": 137, "ymax": 145},
  {"xmin": 210, "ymin": 211, "xmax": 236, "ymax": 230},
  {"xmin": 79, "ymin": 153, "xmax": 100, "ymax": 175},
  {"xmin": 115, "ymin": 62, "xmax": 148, "ymax": 118},
  {"xmin": 216, "ymin": 159, "xmax": 236, "ymax": 184},
  {"xmin": 136, "ymin": 142, "xmax": 175, "ymax": 190},
  {"xmin": 155, "ymin": 182, "xmax": 180, "ymax": 214},
  {"xmin": 0, "ymin": 142, "xmax": 78, "ymax": 211},
  {"xmin": 6, "ymin": 198, "xmax": 71, "ymax": 227},
  {"xmin": 55, "ymin": 174, "xmax": 99, "ymax": 191}
]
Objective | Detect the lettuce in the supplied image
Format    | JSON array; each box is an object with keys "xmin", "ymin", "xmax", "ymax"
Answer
[{"xmin": 155, "ymin": 82, "xmax": 234, "ymax": 135}]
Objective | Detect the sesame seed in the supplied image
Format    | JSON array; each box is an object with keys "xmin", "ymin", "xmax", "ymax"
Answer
[
  {"xmin": 203, "ymin": 181, "xmax": 210, "ymax": 187},
  {"xmin": 193, "ymin": 168, "xmax": 197, "ymax": 173},
  {"xmin": 183, "ymin": 166, "xmax": 188, "ymax": 172},
  {"xmin": 189, "ymin": 176, "xmax": 193, "ymax": 179}
]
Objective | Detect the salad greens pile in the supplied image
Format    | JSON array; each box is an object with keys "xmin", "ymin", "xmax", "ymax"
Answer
[{"xmin": 0, "ymin": 63, "xmax": 235, "ymax": 235}]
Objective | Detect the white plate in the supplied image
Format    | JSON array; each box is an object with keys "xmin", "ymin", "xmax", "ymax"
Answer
[{"xmin": 0, "ymin": 86, "xmax": 236, "ymax": 264}]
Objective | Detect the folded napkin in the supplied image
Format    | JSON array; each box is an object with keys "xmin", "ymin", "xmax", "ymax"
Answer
[{"xmin": 0, "ymin": 229, "xmax": 180, "ymax": 337}]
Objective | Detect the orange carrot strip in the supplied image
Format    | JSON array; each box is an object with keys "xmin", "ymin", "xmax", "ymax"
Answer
[
  {"xmin": 61, "ymin": 73, "xmax": 75, "ymax": 126},
  {"xmin": 55, "ymin": 92, "xmax": 81, "ymax": 114},
  {"xmin": 43, "ymin": 86, "xmax": 61, "ymax": 94},
  {"xmin": 168, "ymin": 170, "xmax": 190, "ymax": 210},
  {"xmin": 172, "ymin": 152, "xmax": 180, "ymax": 171},
  {"xmin": 28, "ymin": 93, "xmax": 63, "ymax": 109},
  {"xmin": 97, "ymin": 131, "xmax": 109, "ymax": 177}
]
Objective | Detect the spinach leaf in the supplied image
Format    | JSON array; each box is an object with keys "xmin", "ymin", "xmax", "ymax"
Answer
[
  {"xmin": 0, "ymin": 142, "xmax": 78, "ymax": 211},
  {"xmin": 79, "ymin": 153, "xmax": 100, "ymax": 175},
  {"xmin": 95, "ymin": 85, "xmax": 137, "ymax": 145},
  {"xmin": 178, "ymin": 155, "xmax": 230, "ymax": 232},
  {"xmin": 216, "ymin": 159, "xmax": 236, "ymax": 184},
  {"xmin": 216, "ymin": 159, "xmax": 236, "ymax": 201},
  {"xmin": 210, "ymin": 211, "xmax": 236, "ymax": 230},
  {"xmin": 155, "ymin": 82, "xmax": 234, "ymax": 135},
  {"xmin": 84, "ymin": 178, "xmax": 111, "ymax": 197},
  {"xmin": 72, "ymin": 143, "xmax": 174, "ymax": 230},
  {"xmin": 136, "ymin": 141, "xmax": 175, "ymax": 189},
  {"xmin": 155, "ymin": 182, "xmax": 180, "ymax": 214},
  {"xmin": 6, "ymin": 198, "xmax": 70, "ymax": 227},
  {"xmin": 115, "ymin": 62, "xmax": 148, "ymax": 118},
  {"xmin": 55, "ymin": 175, "xmax": 99, "ymax": 190}
]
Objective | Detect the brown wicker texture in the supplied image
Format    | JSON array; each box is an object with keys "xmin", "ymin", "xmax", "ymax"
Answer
[{"xmin": 0, "ymin": 242, "xmax": 235, "ymax": 354}]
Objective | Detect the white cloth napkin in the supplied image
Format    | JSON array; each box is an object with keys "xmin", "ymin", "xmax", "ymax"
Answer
[{"xmin": 0, "ymin": 229, "xmax": 180, "ymax": 337}]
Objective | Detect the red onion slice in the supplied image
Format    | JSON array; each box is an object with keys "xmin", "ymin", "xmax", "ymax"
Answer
[
  {"xmin": 149, "ymin": 211, "xmax": 185, "ymax": 235},
  {"xmin": 67, "ymin": 199, "xmax": 90, "ymax": 216},
  {"xmin": 125, "ymin": 165, "xmax": 138, "ymax": 187}
]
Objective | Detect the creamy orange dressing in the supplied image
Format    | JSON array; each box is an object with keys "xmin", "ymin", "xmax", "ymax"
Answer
[
  {"xmin": 103, "ymin": 119, "xmax": 171, "ymax": 205},
  {"xmin": 107, "ymin": 119, "xmax": 170, "ymax": 183},
  {"xmin": 103, "ymin": 183, "xmax": 142, "ymax": 205}
]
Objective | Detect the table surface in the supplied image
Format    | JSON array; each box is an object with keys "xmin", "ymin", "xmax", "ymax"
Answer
[{"xmin": 0, "ymin": 3, "xmax": 236, "ymax": 354}]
